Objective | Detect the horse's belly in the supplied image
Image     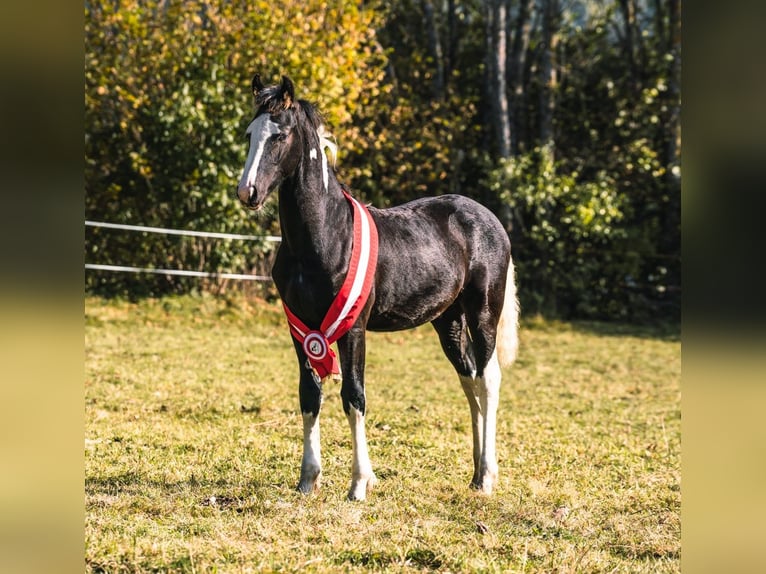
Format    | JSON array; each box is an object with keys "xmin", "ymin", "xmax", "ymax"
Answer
[
  {"xmin": 366, "ymin": 307, "xmax": 441, "ymax": 331},
  {"xmin": 367, "ymin": 273, "xmax": 463, "ymax": 331}
]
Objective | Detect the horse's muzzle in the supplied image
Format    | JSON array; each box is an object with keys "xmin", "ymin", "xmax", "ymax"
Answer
[{"xmin": 237, "ymin": 185, "xmax": 253, "ymax": 206}]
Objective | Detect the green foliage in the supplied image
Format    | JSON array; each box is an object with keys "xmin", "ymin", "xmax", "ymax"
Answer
[
  {"xmin": 85, "ymin": 0, "xmax": 386, "ymax": 295},
  {"xmin": 84, "ymin": 0, "xmax": 680, "ymax": 322},
  {"xmin": 547, "ymin": 7, "xmax": 680, "ymax": 321},
  {"xmin": 353, "ymin": 95, "xmax": 485, "ymax": 206},
  {"xmin": 487, "ymin": 147, "xmax": 634, "ymax": 319}
]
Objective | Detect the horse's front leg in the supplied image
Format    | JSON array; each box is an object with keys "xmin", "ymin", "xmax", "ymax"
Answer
[
  {"xmin": 294, "ymin": 339, "xmax": 324, "ymax": 494},
  {"xmin": 337, "ymin": 326, "xmax": 377, "ymax": 501}
]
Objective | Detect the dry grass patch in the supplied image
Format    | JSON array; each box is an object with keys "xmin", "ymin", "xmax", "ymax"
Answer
[{"xmin": 86, "ymin": 295, "xmax": 680, "ymax": 572}]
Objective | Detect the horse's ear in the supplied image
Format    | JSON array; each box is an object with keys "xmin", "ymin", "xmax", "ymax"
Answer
[
  {"xmin": 252, "ymin": 74, "xmax": 265, "ymax": 96},
  {"xmin": 280, "ymin": 75, "xmax": 294, "ymax": 108}
]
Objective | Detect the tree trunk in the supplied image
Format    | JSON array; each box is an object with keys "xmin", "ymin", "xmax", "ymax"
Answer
[
  {"xmin": 653, "ymin": 0, "xmax": 665, "ymax": 51},
  {"xmin": 508, "ymin": 0, "xmax": 534, "ymax": 155},
  {"xmin": 619, "ymin": 0, "xmax": 643, "ymax": 90},
  {"xmin": 446, "ymin": 0, "xmax": 458, "ymax": 85},
  {"xmin": 423, "ymin": 0, "xmax": 445, "ymax": 100},
  {"xmin": 666, "ymin": 0, "xmax": 681, "ymax": 177},
  {"xmin": 484, "ymin": 0, "xmax": 511, "ymax": 158},
  {"xmin": 662, "ymin": 0, "xmax": 681, "ymax": 256},
  {"xmin": 539, "ymin": 0, "xmax": 559, "ymax": 155}
]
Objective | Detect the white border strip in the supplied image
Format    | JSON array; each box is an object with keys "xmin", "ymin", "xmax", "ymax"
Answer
[
  {"xmin": 85, "ymin": 263, "xmax": 271, "ymax": 281},
  {"xmin": 85, "ymin": 220, "xmax": 281, "ymax": 242}
]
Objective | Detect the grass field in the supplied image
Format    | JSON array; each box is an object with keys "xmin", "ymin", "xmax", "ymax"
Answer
[{"xmin": 85, "ymin": 294, "xmax": 680, "ymax": 573}]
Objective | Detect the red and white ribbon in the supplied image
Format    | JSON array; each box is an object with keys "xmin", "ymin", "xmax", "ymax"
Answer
[{"xmin": 282, "ymin": 191, "xmax": 378, "ymax": 381}]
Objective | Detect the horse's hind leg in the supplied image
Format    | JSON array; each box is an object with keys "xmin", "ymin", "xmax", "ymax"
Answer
[
  {"xmin": 460, "ymin": 379, "xmax": 483, "ymax": 488},
  {"xmin": 463, "ymin": 278, "xmax": 505, "ymax": 495},
  {"xmin": 473, "ymin": 348, "xmax": 501, "ymax": 494},
  {"xmin": 431, "ymin": 307, "xmax": 484, "ymax": 488}
]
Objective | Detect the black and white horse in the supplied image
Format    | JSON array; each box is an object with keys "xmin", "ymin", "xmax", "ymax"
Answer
[{"xmin": 237, "ymin": 75, "xmax": 519, "ymax": 500}]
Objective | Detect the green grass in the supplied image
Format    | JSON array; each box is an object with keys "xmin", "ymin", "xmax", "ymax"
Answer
[{"xmin": 85, "ymin": 295, "xmax": 680, "ymax": 573}]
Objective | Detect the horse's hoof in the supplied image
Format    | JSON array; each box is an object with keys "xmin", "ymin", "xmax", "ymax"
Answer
[
  {"xmin": 470, "ymin": 470, "xmax": 497, "ymax": 495},
  {"xmin": 297, "ymin": 468, "xmax": 321, "ymax": 494},
  {"xmin": 478, "ymin": 483, "xmax": 494, "ymax": 495},
  {"xmin": 347, "ymin": 473, "xmax": 377, "ymax": 501},
  {"xmin": 297, "ymin": 481, "xmax": 317, "ymax": 494},
  {"xmin": 469, "ymin": 482, "xmax": 494, "ymax": 495}
]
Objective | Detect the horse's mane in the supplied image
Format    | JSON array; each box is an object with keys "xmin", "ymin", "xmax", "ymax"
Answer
[
  {"xmin": 255, "ymin": 85, "xmax": 337, "ymax": 166},
  {"xmin": 255, "ymin": 85, "xmax": 324, "ymax": 130},
  {"xmin": 296, "ymin": 100, "xmax": 325, "ymax": 132}
]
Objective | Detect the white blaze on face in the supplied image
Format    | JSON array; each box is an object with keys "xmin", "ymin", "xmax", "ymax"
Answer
[{"xmin": 239, "ymin": 114, "xmax": 281, "ymax": 199}]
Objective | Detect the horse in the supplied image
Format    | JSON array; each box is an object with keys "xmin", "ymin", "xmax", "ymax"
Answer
[{"xmin": 237, "ymin": 75, "xmax": 519, "ymax": 501}]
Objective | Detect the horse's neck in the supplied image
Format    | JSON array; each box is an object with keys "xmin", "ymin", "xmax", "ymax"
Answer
[{"xmin": 278, "ymin": 142, "xmax": 352, "ymax": 269}]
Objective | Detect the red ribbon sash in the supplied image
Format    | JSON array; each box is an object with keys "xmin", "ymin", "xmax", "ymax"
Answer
[{"xmin": 282, "ymin": 191, "xmax": 378, "ymax": 381}]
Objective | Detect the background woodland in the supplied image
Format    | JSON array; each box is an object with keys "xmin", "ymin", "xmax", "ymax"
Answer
[{"xmin": 85, "ymin": 0, "xmax": 681, "ymax": 322}]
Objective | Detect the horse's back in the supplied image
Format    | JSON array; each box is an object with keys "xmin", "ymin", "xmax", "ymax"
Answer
[
  {"xmin": 374, "ymin": 193, "xmax": 508, "ymax": 247},
  {"xmin": 373, "ymin": 194, "xmax": 510, "ymax": 266},
  {"xmin": 367, "ymin": 194, "xmax": 510, "ymax": 331}
]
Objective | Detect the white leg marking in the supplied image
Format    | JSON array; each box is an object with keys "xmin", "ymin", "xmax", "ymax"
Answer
[
  {"xmin": 477, "ymin": 350, "xmax": 502, "ymax": 494},
  {"xmin": 459, "ymin": 374, "xmax": 483, "ymax": 486},
  {"xmin": 346, "ymin": 405, "xmax": 376, "ymax": 501},
  {"xmin": 297, "ymin": 411, "xmax": 322, "ymax": 493}
]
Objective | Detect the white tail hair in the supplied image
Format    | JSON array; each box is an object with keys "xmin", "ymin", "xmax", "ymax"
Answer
[{"xmin": 496, "ymin": 257, "xmax": 519, "ymax": 367}]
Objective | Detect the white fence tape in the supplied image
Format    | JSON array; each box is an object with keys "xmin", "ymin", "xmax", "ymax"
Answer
[
  {"xmin": 85, "ymin": 220, "xmax": 279, "ymax": 281},
  {"xmin": 85, "ymin": 220, "xmax": 281, "ymax": 242},
  {"xmin": 85, "ymin": 264, "xmax": 271, "ymax": 281}
]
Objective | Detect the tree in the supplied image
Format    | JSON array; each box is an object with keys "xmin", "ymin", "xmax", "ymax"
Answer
[
  {"xmin": 85, "ymin": 0, "xmax": 681, "ymax": 322},
  {"xmin": 539, "ymin": 0, "xmax": 560, "ymax": 154},
  {"xmin": 481, "ymin": 0, "xmax": 681, "ymax": 320},
  {"xmin": 85, "ymin": 0, "xmax": 386, "ymax": 294},
  {"xmin": 484, "ymin": 0, "xmax": 512, "ymax": 158},
  {"xmin": 508, "ymin": 0, "xmax": 535, "ymax": 155}
]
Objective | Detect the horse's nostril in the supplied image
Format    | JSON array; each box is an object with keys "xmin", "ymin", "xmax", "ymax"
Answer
[{"xmin": 237, "ymin": 186, "xmax": 252, "ymax": 204}]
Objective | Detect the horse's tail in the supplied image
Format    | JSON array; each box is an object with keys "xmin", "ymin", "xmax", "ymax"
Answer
[{"xmin": 496, "ymin": 257, "xmax": 520, "ymax": 367}]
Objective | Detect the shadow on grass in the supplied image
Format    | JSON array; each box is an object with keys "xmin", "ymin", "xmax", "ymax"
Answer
[
  {"xmin": 610, "ymin": 543, "xmax": 681, "ymax": 562},
  {"xmin": 334, "ymin": 548, "xmax": 443, "ymax": 570},
  {"xmin": 573, "ymin": 320, "xmax": 680, "ymax": 342},
  {"xmin": 85, "ymin": 471, "xmax": 290, "ymax": 507},
  {"xmin": 523, "ymin": 315, "xmax": 680, "ymax": 342}
]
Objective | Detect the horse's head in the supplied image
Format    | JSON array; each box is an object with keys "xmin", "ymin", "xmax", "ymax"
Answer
[{"xmin": 237, "ymin": 74, "xmax": 302, "ymax": 210}]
